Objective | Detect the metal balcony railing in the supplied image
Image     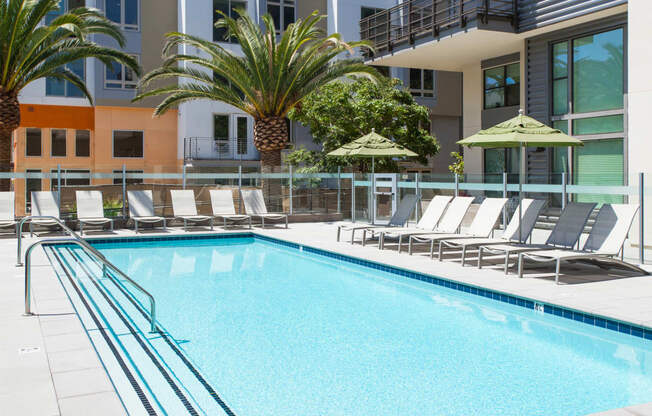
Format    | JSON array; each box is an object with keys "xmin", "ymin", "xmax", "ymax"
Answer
[
  {"xmin": 360, "ymin": 0, "xmax": 516, "ymax": 57},
  {"xmin": 184, "ymin": 137, "xmax": 260, "ymax": 161}
]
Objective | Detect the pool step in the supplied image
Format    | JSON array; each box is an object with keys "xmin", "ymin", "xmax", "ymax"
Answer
[{"xmin": 48, "ymin": 246, "xmax": 233, "ymax": 416}]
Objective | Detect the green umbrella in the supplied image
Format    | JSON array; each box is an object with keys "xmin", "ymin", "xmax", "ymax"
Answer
[
  {"xmin": 328, "ymin": 129, "xmax": 418, "ymax": 223},
  {"xmin": 457, "ymin": 110, "xmax": 583, "ymax": 241}
]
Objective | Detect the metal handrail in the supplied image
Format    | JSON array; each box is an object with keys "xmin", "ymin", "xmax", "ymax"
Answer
[
  {"xmin": 16, "ymin": 215, "xmax": 106, "ymax": 267},
  {"xmin": 24, "ymin": 237, "xmax": 158, "ymax": 333}
]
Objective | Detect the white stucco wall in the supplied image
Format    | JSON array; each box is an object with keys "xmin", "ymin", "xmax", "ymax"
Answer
[
  {"xmin": 626, "ymin": 0, "xmax": 652, "ymax": 256},
  {"xmin": 177, "ymin": 0, "xmax": 258, "ymax": 160}
]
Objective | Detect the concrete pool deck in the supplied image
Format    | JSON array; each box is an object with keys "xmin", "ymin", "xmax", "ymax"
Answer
[{"xmin": 1, "ymin": 221, "xmax": 651, "ymax": 415}]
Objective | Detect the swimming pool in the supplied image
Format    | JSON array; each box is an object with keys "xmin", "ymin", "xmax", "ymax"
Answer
[{"xmin": 49, "ymin": 234, "xmax": 652, "ymax": 416}]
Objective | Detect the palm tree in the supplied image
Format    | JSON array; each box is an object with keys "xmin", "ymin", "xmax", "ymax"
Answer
[
  {"xmin": 134, "ymin": 9, "xmax": 379, "ymax": 173},
  {"xmin": 0, "ymin": 0, "xmax": 141, "ymax": 190}
]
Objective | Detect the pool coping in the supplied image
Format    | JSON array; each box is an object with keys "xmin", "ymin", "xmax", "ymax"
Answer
[{"xmin": 85, "ymin": 231, "xmax": 652, "ymax": 341}]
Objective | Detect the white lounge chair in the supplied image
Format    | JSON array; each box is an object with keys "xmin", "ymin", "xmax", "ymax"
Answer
[
  {"xmin": 336, "ymin": 193, "xmax": 419, "ymax": 244},
  {"xmin": 240, "ymin": 189, "xmax": 288, "ymax": 228},
  {"xmin": 75, "ymin": 191, "xmax": 114, "ymax": 235},
  {"xmin": 170, "ymin": 190, "xmax": 213, "ymax": 231},
  {"xmin": 29, "ymin": 191, "xmax": 62, "ymax": 236},
  {"xmin": 517, "ymin": 204, "xmax": 647, "ymax": 283},
  {"xmin": 0, "ymin": 192, "xmax": 17, "ymax": 234},
  {"xmin": 369, "ymin": 195, "xmax": 452, "ymax": 251},
  {"xmin": 437, "ymin": 199, "xmax": 546, "ymax": 265},
  {"xmin": 128, "ymin": 190, "xmax": 167, "ymax": 233},
  {"xmin": 209, "ymin": 189, "xmax": 251, "ymax": 228},
  {"xmin": 477, "ymin": 202, "xmax": 597, "ymax": 274},
  {"xmin": 408, "ymin": 197, "xmax": 508, "ymax": 258}
]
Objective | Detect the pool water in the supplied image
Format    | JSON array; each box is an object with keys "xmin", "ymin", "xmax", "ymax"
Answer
[{"xmin": 93, "ymin": 236, "xmax": 652, "ymax": 416}]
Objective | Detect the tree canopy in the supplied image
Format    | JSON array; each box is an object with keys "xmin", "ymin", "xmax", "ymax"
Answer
[{"xmin": 288, "ymin": 77, "xmax": 439, "ymax": 171}]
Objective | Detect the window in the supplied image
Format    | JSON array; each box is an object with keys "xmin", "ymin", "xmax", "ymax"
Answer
[
  {"xmin": 105, "ymin": 0, "xmax": 138, "ymax": 30},
  {"xmin": 550, "ymin": 28, "xmax": 625, "ymax": 204},
  {"xmin": 113, "ymin": 170, "xmax": 143, "ymax": 184},
  {"xmin": 25, "ymin": 170, "xmax": 42, "ymax": 213},
  {"xmin": 213, "ymin": 0, "xmax": 246, "ymax": 42},
  {"xmin": 51, "ymin": 169, "xmax": 90, "ymax": 187},
  {"xmin": 236, "ymin": 116, "xmax": 248, "ymax": 155},
  {"xmin": 113, "ymin": 130, "xmax": 143, "ymax": 158},
  {"xmin": 25, "ymin": 128, "xmax": 42, "ymax": 157},
  {"xmin": 361, "ymin": 7, "xmax": 384, "ymax": 19},
  {"xmin": 105, "ymin": 55, "xmax": 138, "ymax": 89},
  {"xmin": 75, "ymin": 130, "xmax": 90, "ymax": 157},
  {"xmin": 483, "ymin": 63, "xmax": 519, "ymax": 109},
  {"xmin": 45, "ymin": 1, "xmax": 85, "ymax": 24},
  {"xmin": 51, "ymin": 129, "xmax": 66, "ymax": 157},
  {"xmin": 46, "ymin": 59, "xmax": 85, "ymax": 97},
  {"xmin": 267, "ymin": 0, "xmax": 294, "ymax": 34},
  {"xmin": 409, "ymin": 69, "xmax": 434, "ymax": 97}
]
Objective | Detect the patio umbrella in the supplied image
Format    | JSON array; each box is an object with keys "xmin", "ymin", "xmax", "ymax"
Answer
[
  {"xmin": 327, "ymin": 129, "xmax": 418, "ymax": 223},
  {"xmin": 457, "ymin": 109, "xmax": 583, "ymax": 241}
]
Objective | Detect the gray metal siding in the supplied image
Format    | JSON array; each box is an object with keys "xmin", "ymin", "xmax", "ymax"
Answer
[{"xmin": 518, "ymin": 0, "xmax": 626, "ymax": 32}]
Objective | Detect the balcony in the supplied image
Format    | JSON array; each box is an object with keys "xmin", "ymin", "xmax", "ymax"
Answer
[
  {"xmin": 184, "ymin": 137, "xmax": 260, "ymax": 162},
  {"xmin": 360, "ymin": 0, "xmax": 518, "ymax": 70}
]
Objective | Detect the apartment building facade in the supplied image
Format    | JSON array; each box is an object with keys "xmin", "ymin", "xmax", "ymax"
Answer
[
  {"xmin": 13, "ymin": 0, "xmax": 179, "ymax": 215},
  {"xmin": 360, "ymin": 0, "xmax": 649, "ymax": 198}
]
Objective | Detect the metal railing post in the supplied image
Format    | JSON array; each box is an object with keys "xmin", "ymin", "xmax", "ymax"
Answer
[
  {"xmin": 455, "ymin": 173, "xmax": 459, "ymax": 197},
  {"xmin": 182, "ymin": 164, "xmax": 187, "ymax": 189},
  {"xmin": 238, "ymin": 165, "xmax": 243, "ymax": 212},
  {"xmin": 352, "ymin": 172, "xmax": 356, "ymax": 223},
  {"xmin": 121, "ymin": 164, "xmax": 126, "ymax": 218},
  {"xmin": 639, "ymin": 172, "xmax": 645, "ymax": 264},
  {"xmin": 288, "ymin": 165, "xmax": 293, "ymax": 215},
  {"xmin": 502, "ymin": 172, "xmax": 507, "ymax": 229},
  {"xmin": 415, "ymin": 172, "xmax": 421, "ymax": 221},
  {"xmin": 57, "ymin": 164, "xmax": 61, "ymax": 211},
  {"xmin": 561, "ymin": 172, "xmax": 567, "ymax": 210},
  {"xmin": 337, "ymin": 166, "xmax": 341, "ymax": 213}
]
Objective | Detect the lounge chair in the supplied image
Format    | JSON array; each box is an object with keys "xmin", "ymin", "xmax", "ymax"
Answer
[
  {"xmin": 371, "ymin": 195, "xmax": 452, "ymax": 251},
  {"xmin": 0, "ymin": 192, "xmax": 18, "ymax": 234},
  {"xmin": 29, "ymin": 191, "xmax": 62, "ymax": 236},
  {"xmin": 240, "ymin": 189, "xmax": 288, "ymax": 228},
  {"xmin": 408, "ymin": 197, "xmax": 508, "ymax": 258},
  {"xmin": 128, "ymin": 190, "xmax": 167, "ymax": 233},
  {"xmin": 362, "ymin": 195, "xmax": 446, "ymax": 250},
  {"xmin": 477, "ymin": 202, "xmax": 597, "ymax": 274},
  {"xmin": 437, "ymin": 199, "xmax": 546, "ymax": 265},
  {"xmin": 75, "ymin": 191, "xmax": 114, "ymax": 235},
  {"xmin": 336, "ymin": 193, "xmax": 419, "ymax": 244},
  {"xmin": 517, "ymin": 204, "xmax": 647, "ymax": 283},
  {"xmin": 209, "ymin": 189, "xmax": 251, "ymax": 228},
  {"xmin": 170, "ymin": 190, "xmax": 213, "ymax": 231}
]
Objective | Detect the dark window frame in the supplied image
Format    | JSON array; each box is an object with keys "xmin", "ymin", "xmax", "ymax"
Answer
[
  {"xmin": 25, "ymin": 128, "xmax": 42, "ymax": 157},
  {"xmin": 483, "ymin": 62, "xmax": 520, "ymax": 109},
  {"xmin": 112, "ymin": 130, "xmax": 144, "ymax": 158},
  {"xmin": 267, "ymin": 0, "xmax": 295, "ymax": 34},
  {"xmin": 409, "ymin": 68, "xmax": 434, "ymax": 98},
  {"xmin": 104, "ymin": 0, "xmax": 139, "ymax": 31},
  {"xmin": 50, "ymin": 129, "xmax": 67, "ymax": 157},
  {"xmin": 213, "ymin": 0, "xmax": 247, "ymax": 43},
  {"xmin": 75, "ymin": 130, "xmax": 91, "ymax": 157}
]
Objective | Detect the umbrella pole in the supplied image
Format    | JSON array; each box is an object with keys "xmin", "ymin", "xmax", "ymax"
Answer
[{"xmin": 519, "ymin": 145, "xmax": 525, "ymax": 243}]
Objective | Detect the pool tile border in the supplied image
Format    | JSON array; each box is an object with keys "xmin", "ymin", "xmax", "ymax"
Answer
[{"xmin": 84, "ymin": 233, "xmax": 652, "ymax": 342}]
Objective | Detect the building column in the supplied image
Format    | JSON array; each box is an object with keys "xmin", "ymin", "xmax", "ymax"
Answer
[
  {"xmin": 627, "ymin": 0, "xmax": 652, "ymax": 259},
  {"xmin": 461, "ymin": 62, "xmax": 483, "ymax": 176}
]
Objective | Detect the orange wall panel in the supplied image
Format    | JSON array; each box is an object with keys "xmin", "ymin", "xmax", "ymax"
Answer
[{"xmin": 19, "ymin": 104, "xmax": 94, "ymax": 130}]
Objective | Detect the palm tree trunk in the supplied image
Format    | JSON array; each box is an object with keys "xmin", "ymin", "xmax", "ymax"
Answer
[
  {"xmin": 254, "ymin": 117, "xmax": 288, "ymax": 212},
  {"xmin": 0, "ymin": 89, "xmax": 20, "ymax": 192}
]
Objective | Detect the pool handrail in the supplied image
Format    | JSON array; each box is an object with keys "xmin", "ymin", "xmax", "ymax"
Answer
[
  {"xmin": 24, "ymin": 237, "xmax": 158, "ymax": 333},
  {"xmin": 16, "ymin": 215, "xmax": 107, "ymax": 267}
]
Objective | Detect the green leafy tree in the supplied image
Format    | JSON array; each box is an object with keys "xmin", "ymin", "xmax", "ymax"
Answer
[
  {"xmin": 134, "ymin": 10, "xmax": 379, "ymax": 173},
  {"xmin": 288, "ymin": 77, "xmax": 439, "ymax": 172},
  {"xmin": 448, "ymin": 151, "xmax": 464, "ymax": 176},
  {"xmin": 0, "ymin": 0, "xmax": 141, "ymax": 190}
]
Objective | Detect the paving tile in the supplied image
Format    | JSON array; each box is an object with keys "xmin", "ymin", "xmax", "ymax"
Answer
[
  {"xmin": 43, "ymin": 332, "xmax": 94, "ymax": 353},
  {"xmin": 625, "ymin": 402, "xmax": 652, "ymax": 416},
  {"xmin": 48, "ymin": 348, "xmax": 103, "ymax": 373},
  {"xmin": 58, "ymin": 391, "xmax": 126, "ymax": 416},
  {"xmin": 52, "ymin": 367, "xmax": 115, "ymax": 398},
  {"xmin": 39, "ymin": 315, "xmax": 84, "ymax": 337}
]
